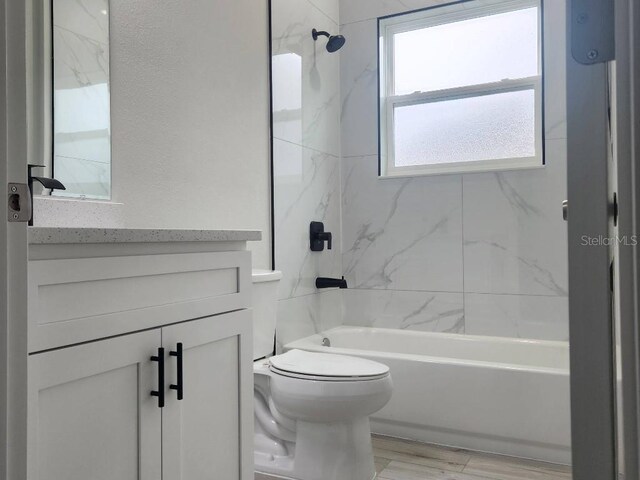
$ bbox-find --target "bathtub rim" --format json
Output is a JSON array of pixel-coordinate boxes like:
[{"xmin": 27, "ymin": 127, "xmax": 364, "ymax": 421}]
[{"xmin": 284, "ymin": 326, "xmax": 570, "ymax": 376}]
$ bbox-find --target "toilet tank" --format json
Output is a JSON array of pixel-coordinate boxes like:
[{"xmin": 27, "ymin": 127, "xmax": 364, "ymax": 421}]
[{"xmin": 252, "ymin": 269, "xmax": 282, "ymax": 360}]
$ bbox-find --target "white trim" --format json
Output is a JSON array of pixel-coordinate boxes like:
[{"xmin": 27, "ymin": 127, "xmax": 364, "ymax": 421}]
[
  {"xmin": 379, "ymin": 0, "xmax": 543, "ymax": 177},
  {"xmin": 0, "ymin": 0, "xmax": 7, "ymax": 474},
  {"xmin": 380, "ymin": 0, "xmax": 539, "ymax": 32},
  {"xmin": 4, "ymin": 0, "xmax": 30, "ymax": 477},
  {"xmin": 382, "ymin": 157, "xmax": 544, "ymax": 179}
]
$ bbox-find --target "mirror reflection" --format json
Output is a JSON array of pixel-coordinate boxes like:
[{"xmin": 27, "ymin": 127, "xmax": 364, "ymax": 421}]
[{"xmin": 53, "ymin": 0, "xmax": 111, "ymax": 199}]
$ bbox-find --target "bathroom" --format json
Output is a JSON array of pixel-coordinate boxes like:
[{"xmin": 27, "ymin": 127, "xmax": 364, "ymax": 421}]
[{"xmin": 0, "ymin": 1, "xmax": 638, "ymax": 480}]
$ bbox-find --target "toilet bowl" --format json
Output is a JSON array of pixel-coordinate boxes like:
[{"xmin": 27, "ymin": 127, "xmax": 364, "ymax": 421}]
[
  {"xmin": 251, "ymin": 270, "xmax": 393, "ymax": 480},
  {"xmin": 254, "ymin": 350, "xmax": 393, "ymax": 480}
]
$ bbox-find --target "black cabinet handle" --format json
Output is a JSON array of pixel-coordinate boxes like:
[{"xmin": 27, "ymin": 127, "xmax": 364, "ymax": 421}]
[
  {"xmin": 150, "ymin": 347, "xmax": 165, "ymax": 408},
  {"xmin": 170, "ymin": 343, "xmax": 184, "ymax": 400}
]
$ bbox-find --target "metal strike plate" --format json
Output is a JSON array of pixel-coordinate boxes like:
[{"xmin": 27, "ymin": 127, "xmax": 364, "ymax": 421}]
[
  {"xmin": 7, "ymin": 183, "xmax": 31, "ymax": 222},
  {"xmin": 571, "ymin": 0, "xmax": 615, "ymax": 65}
]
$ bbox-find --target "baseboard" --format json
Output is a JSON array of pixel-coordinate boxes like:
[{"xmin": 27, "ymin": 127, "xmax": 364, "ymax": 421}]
[{"xmin": 370, "ymin": 419, "xmax": 572, "ymax": 466}]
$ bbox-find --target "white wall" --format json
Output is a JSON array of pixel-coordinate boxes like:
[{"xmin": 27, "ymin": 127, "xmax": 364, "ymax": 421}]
[{"xmin": 34, "ymin": 0, "xmax": 272, "ymax": 269}]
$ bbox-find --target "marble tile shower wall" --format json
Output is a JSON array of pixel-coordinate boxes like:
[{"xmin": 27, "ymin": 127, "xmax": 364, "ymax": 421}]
[
  {"xmin": 272, "ymin": 0, "xmax": 343, "ymax": 349},
  {"xmin": 339, "ymin": 0, "xmax": 570, "ymax": 341}
]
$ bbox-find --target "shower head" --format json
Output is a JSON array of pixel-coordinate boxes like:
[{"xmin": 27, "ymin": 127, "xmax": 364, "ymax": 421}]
[{"xmin": 312, "ymin": 28, "xmax": 346, "ymax": 53}]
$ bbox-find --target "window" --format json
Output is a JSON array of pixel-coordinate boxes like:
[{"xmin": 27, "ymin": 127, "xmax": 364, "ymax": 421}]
[{"xmin": 379, "ymin": 0, "xmax": 542, "ymax": 177}]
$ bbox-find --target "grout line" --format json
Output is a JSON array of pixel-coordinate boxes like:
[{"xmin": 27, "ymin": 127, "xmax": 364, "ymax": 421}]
[
  {"xmin": 273, "ymin": 136, "xmax": 340, "ymax": 159},
  {"xmin": 279, "ymin": 288, "xmax": 342, "ymax": 302},
  {"xmin": 345, "ymin": 287, "xmax": 567, "ymax": 298},
  {"xmin": 461, "ymin": 175, "xmax": 466, "ymax": 334},
  {"xmin": 303, "ymin": 0, "xmax": 339, "ymax": 28},
  {"xmin": 340, "ymin": 17, "xmax": 379, "ymax": 27},
  {"xmin": 342, "ymin": 153, "xmax": 379, "ymax": 159}
]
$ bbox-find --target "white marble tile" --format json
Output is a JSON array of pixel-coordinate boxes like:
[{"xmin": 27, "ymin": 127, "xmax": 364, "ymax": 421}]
[
  {"xmin": 342, "ymin": 155, "xmax": 463, "ymax": 292},
  {"xmin": 276, "ymin": 289, "xmax": 342, "ymax": 350},
  {"xmin": 276, "ymin": 295, "xmax": 321, "ymax": 351},
  {"xmin": 319, "ymin": 289, "xmax": 345, "ymax": 331},
  {"xmin": 343, "ymin": 289, "xmax": 464, "ymax": 333},
  {"xmin": 308, "ymin": 0, "xmax": 340, "ymax": 25},
  {"xmin": 340, "ymin": 19, "xmax": 378, "ymax": 158},
  {"xmin": 465, "ymin": 293, "xmax": 568, "ymax": 341},
  {"xmin": 53, "ymin": 0, "xmax": 109, "ymax": 44},
  {"xmin": 54, "ymin": 155, "xmax": 110, "ymax": 199},
  {"xmin": 274, "ymin": 139, "xmax": 342, "ymax": 299},
  {"xmin": 271, "ymin": 0, "xmax": 341, "ymax": 156},
  {"xmin": 54, "ymin": 26, "xmax": 110, "ymax": 162},
  {"xmin": 462, "ymin": 139, "xmax": 568, "ymax": 297},
  {"xmin": 340, "ymin": 0, "xmax": 449, "ymax": 25}
]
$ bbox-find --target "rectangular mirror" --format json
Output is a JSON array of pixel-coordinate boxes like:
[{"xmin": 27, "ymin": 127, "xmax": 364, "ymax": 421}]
[{"xmin": 52, "ymin": 0, "xmax": 111, "ymax": 199}]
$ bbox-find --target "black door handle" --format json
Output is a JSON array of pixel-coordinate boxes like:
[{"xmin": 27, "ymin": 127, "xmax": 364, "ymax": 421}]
[
  {"xmin": 170, "ymin": 343, "xmax": 184, "ymax": 400},
  {"xmin": 150, "ymin": 347, "xmax": 165, "ymax": 408}
]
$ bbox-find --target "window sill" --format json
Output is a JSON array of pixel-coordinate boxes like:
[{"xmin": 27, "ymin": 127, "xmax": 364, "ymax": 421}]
[{"xmin": 380, "ymin": 159, "xmax": 545, "ymax": 179}]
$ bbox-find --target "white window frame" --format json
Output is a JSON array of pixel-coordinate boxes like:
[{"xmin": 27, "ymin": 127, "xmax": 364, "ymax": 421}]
[{"xmin": 379, "ymin": 0, "xmax": 543, "ymax": 178}]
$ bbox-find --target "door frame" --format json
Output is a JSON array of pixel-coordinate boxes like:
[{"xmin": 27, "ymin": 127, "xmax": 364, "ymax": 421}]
[
  {"xmin": 0, "ymin": 0, "xmax": 8, "ymax": 474},
  {"xmin": 613, "ymin": 0, "xmax": 640, "ymax": 477},
  {"xmin": 2, "ymin": 0, "xmax": 30, "ymax": 478},
  {"xmin": 566, "ymin": 52, "xmax": 616, "ymax": 480},
  {"xmin": 566, "ymin": 0, "xmax": 617, "ymax": 479},
  {"xmin": 568, "ymin": 1, "xmax": 640, "ymax": 479}
]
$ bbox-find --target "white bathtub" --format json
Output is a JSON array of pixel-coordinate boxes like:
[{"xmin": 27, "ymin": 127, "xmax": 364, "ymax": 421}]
[{"xmin": 285, "ymin": 326, "xmax": 571, "ymax": 465}]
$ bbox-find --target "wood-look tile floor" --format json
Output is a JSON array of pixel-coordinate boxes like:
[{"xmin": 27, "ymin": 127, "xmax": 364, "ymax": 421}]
[
  {"xmin": 255, "ymin": 435, "xmax": 572, "ymax": 480},
  {"xmin": 372, "ymin": 435, "xmax": 572, "ymax": 480}
]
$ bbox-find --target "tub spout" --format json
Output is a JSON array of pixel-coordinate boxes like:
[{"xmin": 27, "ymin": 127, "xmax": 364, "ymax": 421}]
[{"xmin": 316, "ymin": 276, "xmax": 348, "ymax": 289}]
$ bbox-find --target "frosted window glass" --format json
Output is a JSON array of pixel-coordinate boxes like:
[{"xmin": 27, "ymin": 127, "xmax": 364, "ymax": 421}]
[
  {"xmin": 393, "ymin": 8, "xmax": 538, "ymax": 95},
  {"xmin": 393, "ymin": 89, "xmax": 536, "ymax": 167}
]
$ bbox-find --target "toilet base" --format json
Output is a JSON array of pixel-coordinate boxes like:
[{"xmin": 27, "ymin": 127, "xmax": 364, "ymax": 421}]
[{"xmin": 254, "ymin": 417, "xmax": 377, "ymax": 480}]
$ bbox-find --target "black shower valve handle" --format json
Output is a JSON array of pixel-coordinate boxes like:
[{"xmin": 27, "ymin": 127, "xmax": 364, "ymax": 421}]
[
  {"xmin": 310, "ymin": 221, "xmax": 333, "ymax": 251},
  {"xmin": 317, "ymin": 231, "xmax": 332, "ymax": 250}
]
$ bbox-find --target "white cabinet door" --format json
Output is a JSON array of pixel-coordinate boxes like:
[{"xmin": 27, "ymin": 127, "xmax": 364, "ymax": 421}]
[
  {"xmin": 28, "ymin": 329, "xmax": 163, "ymax": 480},
  {"xmin": 162, "ymin": 310, "xmax": 253, "ymax": 480}
]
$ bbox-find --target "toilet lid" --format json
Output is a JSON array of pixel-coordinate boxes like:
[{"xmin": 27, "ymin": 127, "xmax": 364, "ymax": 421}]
[{"xmin": 269, "ymin": 349, "xmax": 389, "ymax": 380}]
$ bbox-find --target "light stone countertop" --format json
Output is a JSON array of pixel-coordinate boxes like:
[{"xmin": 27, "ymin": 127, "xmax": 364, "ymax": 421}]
[{"xmin": 28, "ymin": 227, "xmax": 262, "ymax": 244}]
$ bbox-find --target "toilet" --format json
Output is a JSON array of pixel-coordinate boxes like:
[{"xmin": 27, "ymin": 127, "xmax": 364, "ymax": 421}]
[{"xmin": 252, "ymin": 270, "xmax": 393, "ymax": 480}]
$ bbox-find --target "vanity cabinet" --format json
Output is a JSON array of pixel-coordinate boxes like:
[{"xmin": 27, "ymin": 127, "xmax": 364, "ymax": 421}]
[
  {"xmin": 26, "ymin": 229, "xmax": 260, "ymax": 480},
  {"xmin": 28, "ymin": 328, "xmax": 163, "ymax": 480},
  {"xmin": 162, "ymin": 311, "xmax": 253, "ymax": 480},
  {"xmin": 28, "ymin": 310, "xmax": 252, "ymax": 480}
]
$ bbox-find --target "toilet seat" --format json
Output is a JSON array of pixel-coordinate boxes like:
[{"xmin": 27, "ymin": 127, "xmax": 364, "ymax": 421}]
[{"xmin": 269, "ymin": 349, "xmax": 390, "ymax": 382}]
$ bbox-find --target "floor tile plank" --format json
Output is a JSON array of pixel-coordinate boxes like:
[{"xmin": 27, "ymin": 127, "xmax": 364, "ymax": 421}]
[
  {"xmin": 376, "ymin": 457, "xmax": 393, "ymax": 472},
  {"xmin": 254, "ymin": 435, "xmax": 572, "ymax": 480},
  {"xmin": 377, "ymin": 460, "xmax": 495, "ymax": 480},
  {"xmin": 373, "ymin": 435, "xmax": 471, "ymax": 472},
  {"xmin": 463, "ymin": 454, "xmax": 572, "ymax": 480}
]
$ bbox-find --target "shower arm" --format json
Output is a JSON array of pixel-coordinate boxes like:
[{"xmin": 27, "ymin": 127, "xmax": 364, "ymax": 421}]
[{"xmin": 312, "ymin": 29, "xmax": 330, "ymax": 40}]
